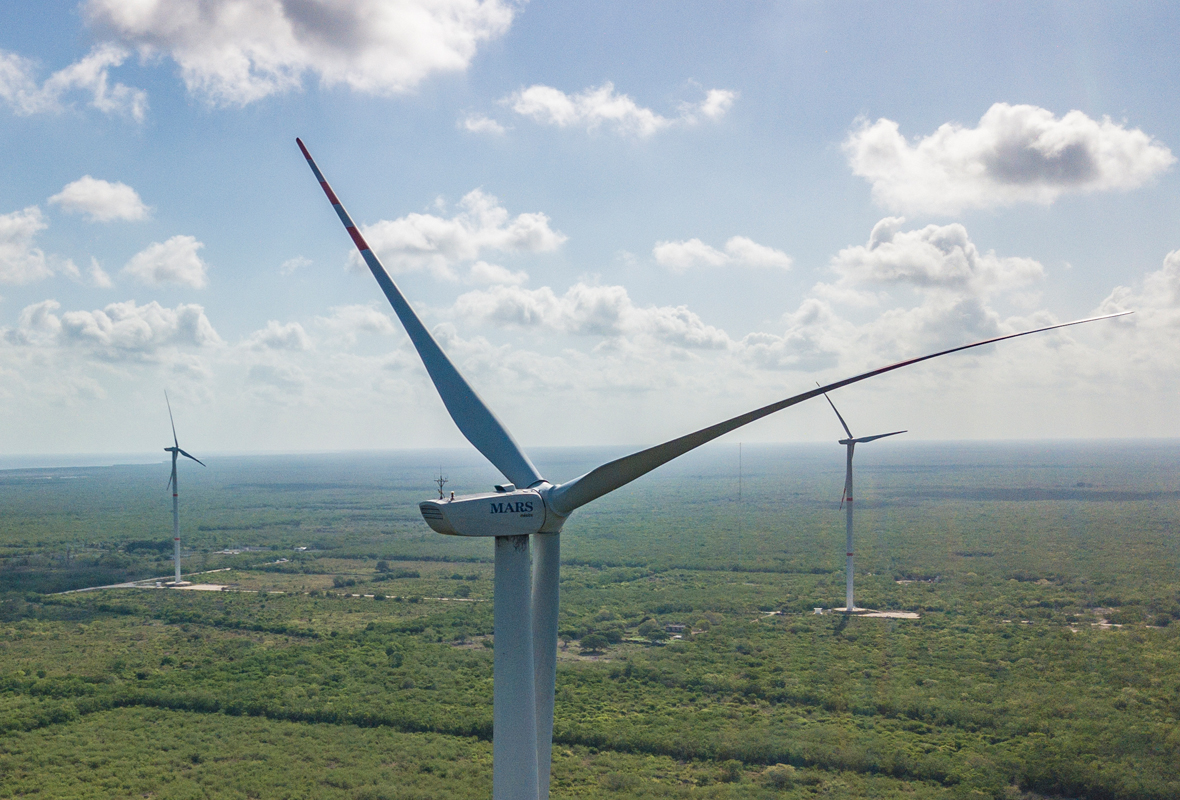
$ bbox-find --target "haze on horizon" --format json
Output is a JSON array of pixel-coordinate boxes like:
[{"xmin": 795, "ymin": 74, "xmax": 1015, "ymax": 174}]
[{"xmin": 1, "ymin": 1, "xmax": 1178, "ymax": 460}]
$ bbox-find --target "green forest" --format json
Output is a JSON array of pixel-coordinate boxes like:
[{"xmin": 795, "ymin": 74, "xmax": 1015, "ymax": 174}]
[{"xmin": 1, "ymin": 443, "xmax": 1178, "ymax": 799}]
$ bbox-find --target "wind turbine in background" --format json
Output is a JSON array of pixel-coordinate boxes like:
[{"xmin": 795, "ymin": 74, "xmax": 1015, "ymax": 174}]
[
  {"xmin": 821, "ymin": 389, "xmax": 904, "ymax": 614},
  {"xmin": 296, "ymin": 138, "xmax": 1128, "ymax": 800},
  {"xmin": 164, "ymin": 392, "xmax": 205, "ymax": 586}
]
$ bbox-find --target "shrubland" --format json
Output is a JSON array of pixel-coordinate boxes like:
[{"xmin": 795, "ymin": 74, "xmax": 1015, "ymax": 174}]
[{"xmin": 1, "ymin": 442, "xmax": 1178, "ymax": 799}]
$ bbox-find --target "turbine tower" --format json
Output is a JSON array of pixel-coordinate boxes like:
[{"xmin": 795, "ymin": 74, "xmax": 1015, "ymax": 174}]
[
  {"xmin": 821, "ymin": 390, "xmax": 904, "ymax": 613},
  {"xmin": 296, "ymin": 138, "xmax": 1127, "ymax": 800},
  {"xmin": 164, "ymin": 392, "xmax": 205, "ymax": 585}
]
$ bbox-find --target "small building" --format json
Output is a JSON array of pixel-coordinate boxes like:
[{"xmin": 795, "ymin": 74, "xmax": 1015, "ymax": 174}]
[{"xmin": 664, "ymin": 623, "xmax": 687, "ymax": 634}]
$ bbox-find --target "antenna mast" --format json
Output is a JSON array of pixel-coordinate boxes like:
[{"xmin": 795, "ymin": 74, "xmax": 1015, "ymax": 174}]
[{"xmin": 435, "ymin": 469, "xmax": 448, "ymax": 500}]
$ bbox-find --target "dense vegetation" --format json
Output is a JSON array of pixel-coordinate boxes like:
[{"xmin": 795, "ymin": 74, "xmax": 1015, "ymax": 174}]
[{"xmin": 1, "ymin": 443, "xmax": 1178, "ymax": 798}]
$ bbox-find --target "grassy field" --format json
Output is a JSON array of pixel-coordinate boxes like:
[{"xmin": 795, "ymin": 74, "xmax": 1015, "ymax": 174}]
[{"xmin": 1, "ymin": 442, "xmax": 1178, "ymax": 798}]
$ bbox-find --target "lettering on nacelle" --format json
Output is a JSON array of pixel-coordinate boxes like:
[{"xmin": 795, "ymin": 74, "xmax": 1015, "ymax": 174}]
[{"xmin": 490, "ymin": 500, "xmax": 535, "ymax": 515}]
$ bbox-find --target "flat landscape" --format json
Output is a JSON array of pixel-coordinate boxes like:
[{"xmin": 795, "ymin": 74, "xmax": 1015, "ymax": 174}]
[{"xmin": 1, "ymin": 441, "xmax": 1178, "ymax": 799}]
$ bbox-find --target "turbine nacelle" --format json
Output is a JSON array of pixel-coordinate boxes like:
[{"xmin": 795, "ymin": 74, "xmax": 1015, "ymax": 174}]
[{"xmin": 419, "ymin": 483, "xmax": 568, "ymax": 537}]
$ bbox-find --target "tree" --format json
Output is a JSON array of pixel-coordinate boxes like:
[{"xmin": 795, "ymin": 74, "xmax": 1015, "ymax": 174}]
[{"xmin": 580, "ymin": 633, "xmax": 608, "ymax": 653}]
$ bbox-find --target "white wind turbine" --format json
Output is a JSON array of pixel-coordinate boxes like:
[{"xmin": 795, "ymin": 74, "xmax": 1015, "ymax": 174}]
[
  {"xmin": 296, "ymin": 138, "xmax": 1127, "ymax": 800},
  {"xmin": 821, "ymin": 390, "xmax": 904, "ymax": 613},
  {"xmin": 164, "ymin": 392, "xmax": 205, "ymax": 585}
]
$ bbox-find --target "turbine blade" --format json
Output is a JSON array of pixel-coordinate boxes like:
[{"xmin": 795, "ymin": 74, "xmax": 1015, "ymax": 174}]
[
  {"xmin": 548, "ymin": 311, "xmax": 1130, "ymax": 515},
  {"xmin": 854, "ymin": 430, "xmax": 906, "ymax": 444},
  {"xmin": 167, "ymin": 453, "xmax": 177, "ymax": 490},
  {"xmin": 297, "ymin": 139, "xmax": 542, "ymax": 490},
  {"xmin": 165, "ymin": 390, "xmax": 178, "ymax": 448},
  {"xmin": 178, "ymin": 449, "xmax": 206, "ymax": 467},
  {"xmin": 819, "ymin": 385, "xmax": 854, "ymax": 439}
]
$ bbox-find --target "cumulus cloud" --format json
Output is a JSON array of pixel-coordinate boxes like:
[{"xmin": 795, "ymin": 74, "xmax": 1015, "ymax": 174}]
[
  {"xmin": 85, "ymin": 0, "xmax": 515, "ymax": 106},
  {"xmin": 243, "ymin": 320, "xmax": 312, "ymax": 351},
  {"xmin": 653, "ymin": 235, "xmax": 792, "ymax": 272},
  {"xmin": 734, "ymin": 217, "xmax": 1060, "ymax": 375},
  {"xmin": 0, "ymin": 207, "xmax": 52, "ymax": 285},
  {"xmin": 507, "ymin": 82, "xmax": 736, "ymax": 137},
  {"xmin": 1139, "ymin": 249, "xmax": 1180, "ymax": 309},
  {"xmin": 359, "ymin": 189, "xmax": 565, "ymax": 280},
  {"xmin": 122, "ymin": 235, "xmax": 209, "ymax": 288},
  {"xmin": 468, "ymin": 260, "xmax": 527, "ymax": 285},
  {"xmin": 690, "ymin": 88, "xmax": 736, "ymax": 121},
  {"xmin": 845, "ymin": 103, "xmax": 1176, "ymax": 214},
  {"xmin": 4, "ymin": 299, "xmax": 221, "ymax": 358},
  {"xmin": 49, "ymin": 176, "xmax": 150, "ymax": 222},
  {"xmin": 247, "ymin": 362, "xmax": 307, "ymax": 393},
  {"xmin": 0, "ymin": 44, "xmax": 146, "ymax": 121},
  {"xmin": 314, "ymin": 304, "xmax": 398, "ymax": 345},
  {"xmin": 740, "ymin": 298, "xmax": 854, "ymax": 372},
  {"xmin": 89, "ymin": 258, "xmax": 113, "ymax": 288},
  {"xmin": 280, "ymin": 256, "xmax": 311, "ymax": 275},
  {"xmin": 4, "ymin": 300, "xmax": 63, "ymax": 346},
  {"xmin": 1099, "ymin": 249, "xmax": 1180, "ymax": 325},
  {"xmin": 460, "ymin": 112, "xmax": 506, "ymax": 134},
  {"xmin": 454, "ymin": 282, "xmax": 732, "ymax": 349},
  {"xmin": 828, "ymin": 217, "xmax": 1043, "ymax": 298}
]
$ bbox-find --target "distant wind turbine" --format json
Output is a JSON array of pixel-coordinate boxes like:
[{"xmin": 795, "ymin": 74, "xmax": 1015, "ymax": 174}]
[
  {"xmin": 296, "ymin": 137, "xmax": 1128, "ymax": 800},
  {"xmin": 164, "ymin": 392, "xmax": 205, "ymax": 585},
  {"xmin": 821, "ymin": 389, "xmax": 904, "ymax": 613}
]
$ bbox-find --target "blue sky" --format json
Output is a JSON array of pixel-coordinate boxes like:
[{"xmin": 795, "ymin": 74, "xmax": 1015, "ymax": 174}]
[{"xmin": 1, "ymin": 1, "xmax": 1178, "ymax": 458}]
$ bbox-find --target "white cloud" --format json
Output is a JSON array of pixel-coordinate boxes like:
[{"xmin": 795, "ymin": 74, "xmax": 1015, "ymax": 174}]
[
  {"xmin": 4, "ymin": 299, "xmax": 221, "ymax": 358},
  {"xmin": 461, "ymin": 112, "xmax": 506, "ymax": 134},
  {"xmin": 122, "ymin": 235, "xmax": 209, "ymax": 288},
  {"xmin": 280, "ymin": 256, "xmax": 311, "ymax": 275},
  {"xmin": 454, "ymin": 282, "xmax": 732, "ymax": 349},
  {"xmin": 739, "ymin": 298, "xmax": 855, "ymax": 372},
  {"xmin": 0, "ymin": 44, "xmax": 146, "ymax": 121},
  {"xmin": 828, "ymin": 217, "xmax": 1043, "ymax": 298},
  {"xmin": 1099, "ymin": 249, "xmax": 1180, "ymax": 324},
  {"xmin": 691, "ymin": 88, "xmax": 736, "ymax": 121},
  {"xmin": 359, "ymin": 189, "xmax": 565, "ymax": 280},
  {"xmin": 86, "ymin": 0, "xmax": 515, "ymax": 106},
  {"xmin": 653, "ymin": 238, "xmax": 727, "ymax": 269},
  {"xmin": 244, "ymin": 320, "xmax": 312, "ymax": 351},
  {"xmin": 1139, "ymin": 249, "xmax": 1180, "ymax": 309},
  {"xmin": 314, "ymin": 304, "xmax": 398, "ymax": 345},
  {"xmin": 845, "ymin": 103, "xmax": 1176, "ymax": 214},
  {"xmin": 468, "ymin": 260, "xmax": 527, "ymax": 285},
  {"xmin": 49, "ymin": 176, "xmax": 150, "ymax": 222},
  {"xmin": 1, "ymin": 218, "xmax": 1168, "ymax": 452},
  {"xmin": 735, "ymin": 218, "xmax": 1058, "ymax": 375},
  {"xmin": 653, "ymin": 235, "xmax": 792, "ymax": 272},
  {"xmin": 248, "ymin": 362, "xmax": 307, "ymax": 393},
  {"xmin": 0, "ymin": 207, "xmax": 52, "ymax": 285},
  {"xmin": 89, "ymin": 258, "xmax": 113, "ymax": 288},
  {"xmin": 507, "ymin": 82, "xmax": 736, "ymax": 137},
  {"xmin": 4, "ymin": 300, "xmax": 63, "ymax": 345}
]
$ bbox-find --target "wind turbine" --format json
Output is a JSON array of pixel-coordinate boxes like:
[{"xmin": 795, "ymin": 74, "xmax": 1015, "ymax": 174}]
[
  {"xmin": 821, "ymin": 389, "xmax": 904, "ymax": 613},
  {"xmin": 164, "ymin": 392, "xmax": 205, "ymax": 585},
  {"xmin": 296, "ymin": 138, "xmax": 1127, "ymax": 800}
]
